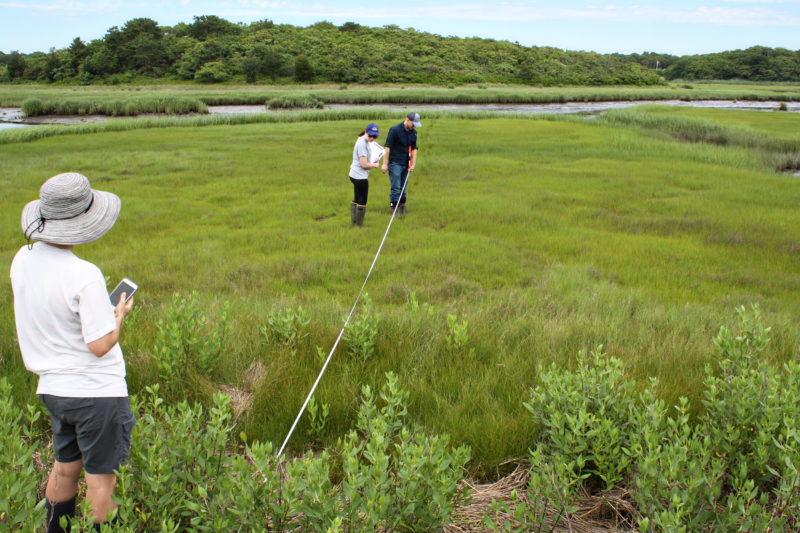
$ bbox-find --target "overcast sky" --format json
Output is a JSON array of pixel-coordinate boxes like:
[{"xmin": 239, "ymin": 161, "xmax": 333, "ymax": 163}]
[{"xmin": 2, "ymin": 0, "xmax": 800, "ymax": 56}]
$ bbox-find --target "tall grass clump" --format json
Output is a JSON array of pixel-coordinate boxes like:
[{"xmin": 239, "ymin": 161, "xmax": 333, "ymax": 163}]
[
  {"xmin": 267, "ymin": 94, "xmax": 324, "ymax": 109},
  {"xmin": 19, "ymin": 95, "xmax": 207, "ymax": 117},
  {"xmin": 598, "ymin": 105, "xmax": 800, "ymax": 172},
  {"xmin": 20, "ymin": 98, "xmax": 43, "ymax": 116}
]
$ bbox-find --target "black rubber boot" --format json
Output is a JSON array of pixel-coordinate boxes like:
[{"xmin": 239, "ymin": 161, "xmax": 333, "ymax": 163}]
[
  {"xmin": 398, "ymin": 202, "xmax": 406, "ymax": 215},
  {"xmin": 350, "ymin": 202, "xmax": 357, "ymax": 225},
  {"xmin": 355, "ymin": 204, "xmax": 366, "ymax": 226},
  {"xmin": 45, "ymin": 496, "xmax": 76, "ymax": 533}
]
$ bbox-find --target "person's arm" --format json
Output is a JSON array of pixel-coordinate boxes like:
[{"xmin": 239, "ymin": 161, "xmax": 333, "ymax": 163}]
[
  {"xmin": 87, "ymin": 293, "xmax": 133, "ymax": 357},
  {"xmin": 360, "ymin": 156, "xmax": 379, "ymax": 169},
  {"xmin": 381, "ymin": 147, "xmax": 391, "ymax": 173},
  {"xmin": 382, "ymin": 127, "xmax": 396, "ymax": 173},
  {"xmin": 408, "ymin": 148, "xmax": 418, "ymax": 172}
]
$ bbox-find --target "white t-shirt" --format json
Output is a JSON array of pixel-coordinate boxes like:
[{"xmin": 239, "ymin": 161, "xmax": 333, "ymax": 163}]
[
  {"xmin": 10, "ymin": 243, "xmax": 128, "ymax": 397},
  {"xmin": 349, "ymin": 136, "xmax": 372, "ymax": 180}
]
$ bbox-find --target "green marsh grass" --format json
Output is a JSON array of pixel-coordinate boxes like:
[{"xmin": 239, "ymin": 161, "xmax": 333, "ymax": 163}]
[
  {"xmin": 597, "ymin": 105, "xmax": 800, "ymax": 173},
  {"xmin": 20, "ymin": 95, "xmax": 207, "ymax": 117},
  {"xmin": 0, "ymin": 109, "xmax": 556, "ymax": 146},
  {"xmin": 600, "ymin": 104, "xmax": 800, "ymax": 172},
  {"xmin": 267, "ymin": 94, "xmax": 324, "ymax": 109},
  {"xmin": 1, "ymin": 110, "xmax": 799, "ymax": 476},
  {"xmin": 2, "ymin": 81, "xmax": 800, "ymax": 109}
]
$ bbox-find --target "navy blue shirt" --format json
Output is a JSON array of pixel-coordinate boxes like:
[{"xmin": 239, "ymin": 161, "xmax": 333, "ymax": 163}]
[{"xmin": 384, "ymin": 121, "xmax": 418, "ymax": 165}]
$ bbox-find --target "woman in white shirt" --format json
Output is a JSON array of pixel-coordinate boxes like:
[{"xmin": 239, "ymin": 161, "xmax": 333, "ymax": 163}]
[
  {"xmin": 348, "ymin": 122, "xmax": 382, "ymax": 226},
  {"xmin": 11, "ymin": 172, "xmax": 135, "ymax": 532}
]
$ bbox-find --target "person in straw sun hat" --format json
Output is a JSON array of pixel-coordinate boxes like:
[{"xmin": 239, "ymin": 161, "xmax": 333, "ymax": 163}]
[{"xmin": 10, "ymin": 172, "xmax": 136, "ymax": 532}]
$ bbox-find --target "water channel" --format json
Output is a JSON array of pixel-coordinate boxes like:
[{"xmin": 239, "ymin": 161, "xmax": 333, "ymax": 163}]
[{"xmin": 2, "ymin": 99, "xmax": 799, "ymax": 132}]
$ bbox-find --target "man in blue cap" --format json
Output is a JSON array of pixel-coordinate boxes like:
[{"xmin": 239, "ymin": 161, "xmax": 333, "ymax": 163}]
[{"xmin": 381, "ymin": 111, "xmax": 420, "ymax": 215}]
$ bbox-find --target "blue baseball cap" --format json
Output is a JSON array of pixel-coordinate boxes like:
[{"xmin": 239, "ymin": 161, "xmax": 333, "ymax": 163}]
[
  {"xmin": 407, "ymin": 112, "xmax": 421, "ymax": 127},
  {"xmin": 366, "ymin": 123, "xmax": 379, "ymax": 137}
]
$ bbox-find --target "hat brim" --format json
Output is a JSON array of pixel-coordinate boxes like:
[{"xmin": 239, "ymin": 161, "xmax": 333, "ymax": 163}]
[{"xmin": 21, "ymin": 189, "xmax": 121, "ymax": 245}]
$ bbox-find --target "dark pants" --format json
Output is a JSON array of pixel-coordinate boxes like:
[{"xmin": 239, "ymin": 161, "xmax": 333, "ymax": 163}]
[
  {"xmin": 350, "ymin": 177, "xmax": 369, "ymax": 205},
  {"xmin": 388, "ymin": 162, "xmax": 408, "ymax": 206}
]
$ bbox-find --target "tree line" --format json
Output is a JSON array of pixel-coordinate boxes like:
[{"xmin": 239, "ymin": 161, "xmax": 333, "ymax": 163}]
[
  {"xmin": 0, "ymin": 16, "xmax": 798, "ymax": 85},
  {"xmin": 609, "ymin": 48, "xmax": 800, "ymax": 82},
  {"xmin": 0, "ymin": 16, "xmax": 659, "ymax": 86}
]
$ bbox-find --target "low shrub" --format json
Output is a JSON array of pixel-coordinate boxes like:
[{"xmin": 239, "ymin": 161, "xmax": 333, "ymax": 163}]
[
  {"xmin": 261, "ymin": 304, "xmax": 310, "ymax": 352},
  {"xmin": 342, "ymin": 294, "xmax": 381, "ymax": 361},
  {"xmin": 4, "ymin": 374, "xmax": 469, "ymax": 531},
  {"xmin": 0, "ymin": 378, "xmax": 48, "ymax": 530},
  {"xmin": 7, "ymin": 306, "xmax": 800, "ymax": 531},
  {"xmin": 491, "ymin": 305, "xmax": 800, "ymax": 532},
  {"xmin": 444, "ymin": 314, "xmax": 475, "ymax": 358},
  {"xmin": 523, "ymin": 346, "xmax": 649, "ymax": 491},
  {"xmin": 154, "ymin": 292, "xmax": 230, "ymax": 393},
  {"xmin": 337, "ymin": 372, "xmax": 471, "ymax": 531}
]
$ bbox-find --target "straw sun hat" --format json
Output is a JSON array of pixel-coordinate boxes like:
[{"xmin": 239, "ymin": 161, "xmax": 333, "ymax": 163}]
[{"xmin": 21, "ymin": 172, "xmax": 121, "ymax": 245}]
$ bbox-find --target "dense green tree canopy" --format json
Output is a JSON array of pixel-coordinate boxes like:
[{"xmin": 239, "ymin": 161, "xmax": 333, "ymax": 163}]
[
  {"xmin": 3, "ymin": 16, "xmax": 798, "ymax": 85},
  {"xmin": 665, "ymin": 46, "xmax": 800, "ymax": 81}
]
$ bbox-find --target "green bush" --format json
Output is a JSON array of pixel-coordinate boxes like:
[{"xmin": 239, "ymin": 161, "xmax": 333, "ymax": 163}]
[
  {"xmin": 523, "ymin": 346, "xmax": 648, "ymax": 490},
  {"xmin": 3, "ymin": 374, "xmax": 469, "ymax": 531},
  {"xmin": 698, "ymin": 305, "xmax": 800, "ymax": 529},
  {"xmin": 489, "ymin": 347, "xmax": 658, "ymax": 531},
  {"xmin": 444, "ymin": 314, "xmax": 475, "ymax": 358},
  {"xmin": 114, "ymin": 373, "xmax": 468, "ymax": 532},
  {"xmin": 701, "ymin": 305, "xmax": 779, "ymax": 490},
  {"xmin": 491, "ymin": 306, "xmax": 800, "ymax": 532},
  {"xmin": 337, "ymin": 372, "xmax": 471, "ymax": 531},
  {"xmin": 342, "ymin": 294, "xmax": 381, "ymax": 361},
  {"xmin": 261, "ymin": 304, "xmax": 310, "ymax": 352},
  {"xmin": 630, "ymin": 305, "xmax": 800, "ymax": 531},
  {"xmin": 155, "ymin": 292, "xmax": 230, "ymax": 390},
  {"xmin": 0, "ymin": 378, "xmax": 47, "ymax": 531},
  {"xmin": 632, "ymin": 397, "xmax": 723, "ymax": 531}
]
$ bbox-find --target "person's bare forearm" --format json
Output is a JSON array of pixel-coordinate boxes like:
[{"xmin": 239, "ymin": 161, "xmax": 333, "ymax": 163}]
[
  {"xmin": 87, "ymin": 295, "xmax": 132, "ymax": 357},
  {"xmin": 381, "ymin": 147, "xmax": 391, "ymax": 172}
]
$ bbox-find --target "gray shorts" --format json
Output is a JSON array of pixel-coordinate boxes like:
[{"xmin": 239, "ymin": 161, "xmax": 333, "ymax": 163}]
[{"xmin": 39, "ymin": 395, "xmax": 136, "ymax": 475}]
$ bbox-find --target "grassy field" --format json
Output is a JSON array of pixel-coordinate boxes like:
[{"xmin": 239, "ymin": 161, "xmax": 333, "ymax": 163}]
[
  {"xmin": 2, "ymin": 81, "xmax": 800, "ymax": 113},
  {"xmin": 1, "ymin": 105, "xmax": 799, "ymax": 476}
]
